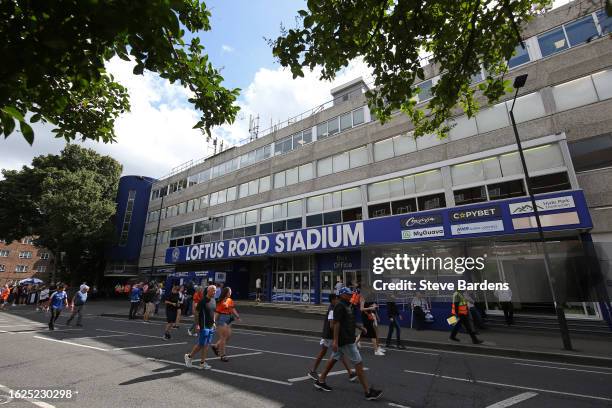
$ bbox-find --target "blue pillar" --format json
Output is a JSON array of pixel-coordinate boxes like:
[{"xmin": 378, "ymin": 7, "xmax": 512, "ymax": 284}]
[
  {"xmin": 265, "ymin": 257, "xmax": 273, "ymax": 303},
  {"xmin": 314, "ymin": 254, "xmax": 321, "ymax": 304}
]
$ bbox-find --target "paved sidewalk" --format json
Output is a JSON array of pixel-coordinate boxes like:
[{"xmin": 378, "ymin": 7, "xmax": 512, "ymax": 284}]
[{"xmin": 71, "ymin": 299, "xmax": 612, "ymax": 366}]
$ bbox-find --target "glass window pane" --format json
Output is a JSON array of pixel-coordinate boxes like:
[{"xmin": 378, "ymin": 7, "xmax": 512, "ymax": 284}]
[
  {"xmin": 416, "ymin": 133, "xmax": 441, "ymax": 150},
  {"xmin": 259, "ymin": 176, "xmax": 271, "ymax": 192},
  {"xmin": 246, "ymin": 210, "xmax": 258, "ymax": 224},
  {"xmin": 597, "ymin": 9, "xmax": 612, "ymax": 35},
  {"xmin": 393, "ymin": 133, "xmax": 417, "ymax": 155},
  {"xmin": 302, "ymin": 129, "xmax": 313, "ymax": 144},
  {"xmin": 389, "ymin": 178, "xmax": 404, "ymax": 198},
  {"xmin": 552, "ymin": 76, "xmax": 598, "ymax": 111},
  {"xmin": 342, "ymin": 188, "xmax": 361, "ymax": 207},
  {"xmin": 217, "ymin": 189, "xmax": 226, "ymax": 204},
  {"xmin": 368, "ymin": 181, "xmax": 389, "ymax": 201},
  {"xmin": 209, "ymin": 192, "xmax": 218, "ymax": 206},
  {"xmin": 224, "ymin": 215, "xmax": 235, "ymax": 228},
  {"xmin": 352, "ymin": 107, "xmax": 365, "ymax": 125},
  {"xmin": 374, "ymin": 138, "xmax": 394, "ymax": 161},
  {"xmin": 415, "ymin": 169, "xmax": 443, "ymax": 192},
  {"xmin": 538, "ymin": 27, "xmax": 568, "ymax": 57},
  {"xmin": 307, "ymin": 195, "xmax": 323, "ymax": 213},
  {"xmin": 261, "ymin": 206, "xmax": 273, "ymax": 222},
  {"xmin": 483, "ymin": 157, "xmax": 502, "ymax": 179},
  {"xmin": 292, "ymin": 132, "xmax": 304, "ymax": 149},
  {"xmin": 449, "ymin": 115, "xmax": 478, "ymax": 140},
  {"xmin": 288, "ymin": 200, "xmax": 302, "ymax": 217},
  {"xmin": 340, "ymin": 112, "xmax": 352, "ymax": 131},
  {"xmin": 328, "ymin": 117, "xmax": 339, "ymax": 135},
  {"xmin": 454, "ymin": 186, "xmax": 487, "ymax": 206},
  {"xmin": 403, "ymin": 175, "xmax": 416, "ymax": 195},
  {"xmin": 323, "ymin": 211, "xmax": 342, "ymax": 225},
  {"xmin": 508, "ymin": 44, "xmax": 530, "ymax": 69},
  {"xmin": 286, "ymin": 167, "xmax": 299, "ymax": 185},
  {"xmin": 286, "ymin": 218, "xmax": 302, "ymax": 231},
  {"xmin": 368, "ymin": 203, "xmax": 391, "ymax": 218},
  {"xmin": 306, "ymin": 214, "xmax": 323, "ymax": 227},
  {"xmin": 323, "ymin": 193, "xmax": 334, "ymax": 211},
  {"xmin": 392, "ymin": 198, "xmax": 416, "ymax": 214},
  {"xmin": 564, "ymin": 15, "xmax": 598, "ymax": 47},
  {"xmin": 333, "ymin": 152, "xmax": 350, "ymax": 173},
  {"xmin": 249, "ymin": 179, "xmax": 259, "ymax": 195},
  {"xmin": 226, "ymin": 186, "xmax": 237, "ymax": 201},
  {"xmin": 299, "ymin": 163, "xmax": 313, "ymax": 181},
  {"xmin": 273, "ymin": 203, "xmax": 285, "ymax": 219},
  {"xmin": 274, "ymin": 171, "xmax": 286, "ymax": 188},
  {"xmin": 317, "ymin": 156, "xmax": 333, "ymax": 177},
  {"xmin": 488, "ymin": 179, "xmax": 526, "ymax": 200},
  {"xmin": 417, "ymin": 79, "xmax": 433, "ymax": 102},
  {"xmin": 239, "ymin": 182, "xmax": 249, "ymax": 198},
  {"xmin": 506, "ymin": 92, "xmax": 546, "ymax": 123},
  {"xmin": 568, "ymin": 132, "xmax": 612, "ymax": 172},
  {"xmin": 451, "ymin": 160, "xmax": 485, "ymax": 185},
  {"xmin": 418, "ymin": 192, "xmax": 446, "ymax": 210},
  {"xmin": 525, "ymin": 144, "xmax": 565, "ymax": 172},
  {"xmin": 235, "ymin": 212, "xmax": 246, "ymax": 226},
  {"xmin": 592, "ymin": 70, "xmax": 612, "ymax": 100},
  {"xmin": 200, "ymin": 195, "xmax": 208, "ymax": 208},
  {"xmin": 499, "ymin": 152, "xmax": 523, "ymax": 176},
  {"xmin": 475, "ymin": 102, "xmax": 509, "ymax": 133},
  {"xmin": 317, "ymin": 122, "xmax": 328, "ymax": 140},
  {"xmin": 349, "ymin": 147, "xmax": 368, "ymax": 168}
]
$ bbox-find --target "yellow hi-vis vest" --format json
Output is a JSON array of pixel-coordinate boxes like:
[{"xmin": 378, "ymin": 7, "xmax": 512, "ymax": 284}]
[{"xmin": 451, "ymin": 291, "xmax": 469, "ymax": 316}]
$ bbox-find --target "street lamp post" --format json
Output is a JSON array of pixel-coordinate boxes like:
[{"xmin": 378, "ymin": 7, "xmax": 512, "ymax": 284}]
[
  {"xmin": 508, "ymin": 73, "xmax": 573, "ymax": 351},
  {"xmin": 149, "ymin": 192, "xmax": 164, "ymax": 281}
]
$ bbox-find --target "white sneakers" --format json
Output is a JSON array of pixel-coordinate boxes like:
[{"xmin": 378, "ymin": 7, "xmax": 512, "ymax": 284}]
[
  {"xmin": 184, "ymin": 354, "xmax": 193, "ymax": 368},
  {"xmin": 199, "ymin": 363, "xmax": 212, "ymax": 370},
  {"xmin": 374, "ymin": 347, "xmax": 386, "ymax": 356}
]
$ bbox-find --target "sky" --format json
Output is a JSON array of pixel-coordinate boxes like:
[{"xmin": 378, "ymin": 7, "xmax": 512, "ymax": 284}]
[
  {"xmin": 0, "ymin": 0, "xmax": 371, "ymax": 180},
  {"xmin": 0, "ymin": 0, "xmax": 572, "ymax": 179}
]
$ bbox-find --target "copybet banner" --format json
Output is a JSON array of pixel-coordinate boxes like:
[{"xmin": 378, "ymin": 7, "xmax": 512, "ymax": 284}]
[{"xmin": 166, "ymin": 190, "xmax": 593, "ymax": 264}]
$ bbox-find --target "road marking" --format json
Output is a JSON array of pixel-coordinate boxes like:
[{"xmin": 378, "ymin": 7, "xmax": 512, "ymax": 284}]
[
  {"xmin": 33, "ymin": 336, "xmax": 109, "ymax": 351},
  {"xmin": 404, "ymin": 370, "xmax": 612, "ymax": 402},
  {"xmin": 303, "ymin": 339, "xmax": 438, "ymax": 356},
  {"xmin": 513, "ymin": 362, "xmax": 612, "ymax": 375},
  {"xmin": 388, "ymin": 403, "xmax": 412, "ymax": 408},
  {"xmin": 207, "ymin": 352, "xmax": 263, "ymax": 361},
  {"xmin": 226, "ymin": 344, "xmax": 317, "ymax": 360},
  {"xmin": 0, "ymin": 383, "xmax": 56, "ymax": 408},
  {"xmin": 288, "ymin": 368, "xmax": 369, "ymax": 382},
  {"xmin": 486, "ymin": 392, "xmax": 538, "ymax": 407},
  {"xmin": 73, "ymin": 334, "xmax": 128, "ymax": 340},
  {"xmin": 147, "ymin": 357, "xmax": 292, "ymax": 385},
  {"xmin": 231, "ymin": 329, "xmax": 267, "ymax": 336},
  {"xmin": 113, "ymin": 342, "xmax": 186, "ymax": 350},
  {"xmin": 96, "ymin": 328, "xmax": 167, "ymax": 339}
]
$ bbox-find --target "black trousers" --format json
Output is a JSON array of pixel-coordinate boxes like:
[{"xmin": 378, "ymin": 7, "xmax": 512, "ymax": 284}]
[
  {"xmin": 386, "ymin": 317, "xmax": 401, "ymax": 346},
  {"xmin": 501, "ymin": 302, "xmax": 514, "ymax": 325},
  {"xmin": 450, "ymin": 315, "xmax": 479, "ymax": 343},
  {"xmin": 49, "ymin": 308, "xmax": 61, "ymax": 328},
  {"xmin": 129, "ymin": 301, "xmax": 139, "ymax": 319}
]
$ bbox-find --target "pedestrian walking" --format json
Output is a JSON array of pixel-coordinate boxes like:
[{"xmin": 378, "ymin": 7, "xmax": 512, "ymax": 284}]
[
  {"xmin": 128, "ymin": 283, "xmax": 142, "ymax": 319},
  {"xmin": 48, "ymin": 284, "xmax": 68, "ymax": 330},
  {"xmin": 255, "ymin": 277, "xmax": 262, "ymax": 302},
  {"xmin": 385, "ymin": 299, "xmax": 405, "ymax": 349},
  {"xmin": 154, "ymin": 284, "xmax": 162, "ymax": 315},
  {"xmin": 174, "ymin": 285, "xmax": 185, "ymax": 328},
  {"xmin": 163, "ymin": 286, "xmax": 180, "ymax": 340},
  {"xmin": 334, "ymin": 278, "xmax": 344, "ymax": 295},
  {"xmin": 38, "ymin": 286, "xmax": 50, "ymax": 312},
  {"xmin": 184, "ymin": 285, "xmax": 216, "ymax": 370},
  {"xmin": 449, "ymin": 289, "xmax": 483, "ymax": 344},
  {"xmin": 211, "ymin": 287, "xmax": 240, "ymax": 362},
  {"xmin": 142, "ymin": 284, "xmax": 155, "ymax": 323},
  {"xmin": 66, "ymin": 284, "xmax": 89, "ymax": 327},
  {"xmin": 360, "ymin": 298, "xmax": 385, "ymax": 356},
  {"xmin": 188, "ymin": 286, "xmax": 204, "ymax": 336},
  {"xmin": 314, "ymin": 287, "xmax": 383, "ymax": 401},
  {"xmin": 0, "ymin": 284, "xmax": 9, "ymax": 310},
  {"xmin": 495, "ymin": 287, "xmax": 514, "ymax": 325},
  {"xmin": 308, "ymin": 293, "xmax": 357, "ymax": 382}
]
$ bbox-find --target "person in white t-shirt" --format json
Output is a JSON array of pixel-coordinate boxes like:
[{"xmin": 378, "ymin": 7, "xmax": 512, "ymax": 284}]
[
  {"xmin": 255, "ymin": 277, "xmax": 262, "ymax": 302},
  {"xmin": 495, "ymin": 287, "xmax": 513, "ymax": 325},
  {"xmin": 334, "ymin": 278, "xmax": 344, "ymax": 295},
  {"xmin": 37, "ymin": 287, "xmax": 50, "ymax": 312}
]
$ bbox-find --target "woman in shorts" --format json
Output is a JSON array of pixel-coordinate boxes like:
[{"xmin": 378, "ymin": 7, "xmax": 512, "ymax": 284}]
[
  {"xmin": 212, "ymin": 287, "xmax": 240, "ymax": 362},
  {"xmin": 361, "ymin": 298, "xmax": 386, "ymax": 356}
]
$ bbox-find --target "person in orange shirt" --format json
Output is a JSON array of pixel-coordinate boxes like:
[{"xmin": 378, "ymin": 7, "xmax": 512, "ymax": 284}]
[
  {"xmin": 212, "ymin": 287, "xmax": 240, "ymax": 362},
  {"xmin": 0, "ymin": 284, "xmax": 10, "ymax": 310},
  {"xmin": 187, "ymin": 286, "xmax": 204, "ymax": 337}
]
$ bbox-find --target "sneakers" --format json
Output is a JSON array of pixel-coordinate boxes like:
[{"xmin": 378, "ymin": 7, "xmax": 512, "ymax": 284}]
[
  {"xmin": 199, "ymin": 362, "xmax": 212, "ymax": 370},
  {"xmin": 187, "ymin": 328, "xmax": 193, "ymax": 336},
  {"xmin": 307, "ymin": 370, "xmax": 318, "ymax": 381},
  {"xmin": 163, "ymin": 332, "xmax": 171, "ymax": 340},
  {"xmin": 349, "ymin": 372, "xmax": 358, "ymax": 382},
  {"xmin": 365, "ymin": 388, "xmax": 383, "ymax": 400},
  {"xmin": 184, "ymin": 354, "xmax": 193, "ymax": 368},
  {"xmin": 374, "ymin": 349, "xmax": 385, "ymax": 356},
  {"xmin": 314, "ymin": 380, "xmax": 332, "ymax": 392},
  {"xmin": 378, "ymin": 347, "xmax": 386, "ymax": 353}
]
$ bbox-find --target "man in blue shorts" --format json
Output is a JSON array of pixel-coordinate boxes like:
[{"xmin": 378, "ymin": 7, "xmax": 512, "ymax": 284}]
[
  {"xmin": 184, "ymin": 285, "xmax": 216, "ymax": 370},
  {"xmin": 314, "ymin": 287, "xmax": 383, "ymax": 401},
  {"xmin": 48, "ymin": 284, "xmax": 68, "ymax": 331}
]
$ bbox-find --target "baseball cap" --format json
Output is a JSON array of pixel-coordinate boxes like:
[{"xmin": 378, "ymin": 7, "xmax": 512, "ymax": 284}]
[{"xmin": 338, "ymin": 287, "xmax": 353, "ymax": 296}]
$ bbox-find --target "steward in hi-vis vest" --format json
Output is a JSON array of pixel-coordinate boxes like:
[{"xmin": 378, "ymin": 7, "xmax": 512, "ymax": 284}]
[{"xmin": 449, "ymin": 290, "xmax": 483, "ymax": 345}]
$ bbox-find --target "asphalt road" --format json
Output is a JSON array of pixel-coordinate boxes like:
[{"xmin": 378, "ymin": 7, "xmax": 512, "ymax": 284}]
[{"xmin": 0, "ymin": 306, "xmax": 611, "ymax": 408}]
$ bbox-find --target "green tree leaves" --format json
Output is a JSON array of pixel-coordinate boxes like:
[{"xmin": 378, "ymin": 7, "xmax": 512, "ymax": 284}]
[
  {"xmin": 0, "ymin": 0, "xmax": 239, "ymax": 144},
  {"xmin": 272, "ymin": 0, "xmax": 553, "ymax": 139}
]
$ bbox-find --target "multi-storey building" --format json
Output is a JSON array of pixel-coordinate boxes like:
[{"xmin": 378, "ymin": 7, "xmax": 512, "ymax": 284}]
[
  {"xmin": 139, "ymin": 1, "xmax": 612, "ymax": 326},
  {"xmin": 0, "ymin": 237, "xmax": 54, "ymax": 285}
]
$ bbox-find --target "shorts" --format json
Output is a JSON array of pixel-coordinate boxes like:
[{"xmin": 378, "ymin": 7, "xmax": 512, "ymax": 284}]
[
  {"xmin": 354, "ymin": 307, "xmax": 363, "ymax": 325},
  {"xmin": 332, "ymin": 343, "xmax": 362, "ymax": 365},
  {"xmin": 197, "ymin": 328, "xmax": 215, "ymax": 346},
  {"xmin": 166, "ymin": 308, "xmax": 177, "ymax": 323},
  {"xmin": 320, "ymin": 338, "xmax": 332, "ymax": 348},
  {"xmin": 217, "ymin": 314, "xmax": 232, "ymax": 327},
  {"xmin": 145, "ymin": 302, "xmax": 154, "ymax": 314}
]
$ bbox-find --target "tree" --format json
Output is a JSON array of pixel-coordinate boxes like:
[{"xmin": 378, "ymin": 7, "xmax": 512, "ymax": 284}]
[
  {"xmin": 0, "ymin": 0, "xmax": 240, "ymax": 145},
  {"xmin": 0, "ymin": 145, "xmax": 122, "ymax": 285},
  {"xmin": 272, "ymin": 0, "xmax": 556, "ymax": 138}
]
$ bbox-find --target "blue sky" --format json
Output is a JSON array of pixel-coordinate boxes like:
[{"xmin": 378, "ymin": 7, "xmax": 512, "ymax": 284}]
[{"xmin": 197, "ymin": 0, "xmax": 306, "ymax": 90}]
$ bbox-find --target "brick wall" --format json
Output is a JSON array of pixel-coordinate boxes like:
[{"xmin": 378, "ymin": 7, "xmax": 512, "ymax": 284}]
[{"xmin": 0, "ymin": 237, "xmax": 54, "ymax": 285}]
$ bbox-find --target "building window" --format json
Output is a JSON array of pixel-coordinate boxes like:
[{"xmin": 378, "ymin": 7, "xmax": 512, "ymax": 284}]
[
  {"xmin": 569, "ymin": 132, "xmax": 612, "ymax": 172},
  {"xmin": 368, "ymin": 203, "xmax": 391, "ymax": 219},
  {"xmin": 328, "ymin": 117, "xmax": 339, "ymax": 136},
  {"xmin": 529, "ymin": 172, "xmax": 571, "ymax": 195},
  {"xmin": 417, "ymin": 193, "xmax": 446, "ymax": 210},
  {"xmin": 552, "ymin": 76, "xmax": 598, "ymax": 112},
  {"xmin": 508, "ymin": 43, "xmax": 530, "ymax": 69},
  {"xmin": 0, "ymin": 250, "xmax": 9, "ymax": 257},
  {"xmin": 40, "ymin": 252, "xmax": 50, "ymax": 260},
  {"xmin": 21, "ymin": 237, "xmax": 34, "ymax": 245},
  {"xmin": 392, "ymin": 198, "xmax": 417, "ymax": 214},
  {"xmin": 352, "ymin": 107, "xmax": 365, "ymax": 126},
  {"xmin": 340, "ymin": 112, "xmax": 352, "ymax": 131},
  {"xmin": 36, "ymin": 265, "xmax": 47, "ymax": 273},
  {"xmin": 0, "ymin": 265, "xmax": 5, "ymax": 272},
  {"xmin": 306, "ymin": 214, "xmax": 323, "ymax": 227},
  {"xmin": 119, "ymin": 190, "xmax": 136, "ymax": 246},
  {"xmin": 417, "ymin": 79, "xmax": 433, "ymax": 102},
  {"xmin": 564, "ymin": 15, "xmax": 599, "ymax": 47},
  {"xmin": 454, "ymin": 186, "xmax": 487, "ymax": 206},
  {"xmin": 538, "ymin": 27, "xmax": 569, "ymax": 57},
  {"xmin": 597, "ymin": 9, "xmax": 612, "ymax": 35},
  {"xmin": 15, "ymin": 265, "xmax": 28, "ymax": 273},
  {"xmin": 488, "ymin": 179, "xmax": 526, "ymax": 200},
  {"xmin": 19, "ymin": 251, "xmax": 33, "ymax": 259}
]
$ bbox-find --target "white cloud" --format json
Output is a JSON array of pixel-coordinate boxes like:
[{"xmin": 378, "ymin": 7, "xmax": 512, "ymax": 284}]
[
  {"xmin": 1, "ymin": 57, "xmax": 372, "ymax": 180},
  {"xmin": 221, "ymin": 44, "xmax": 235, "ymax": 53}
]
